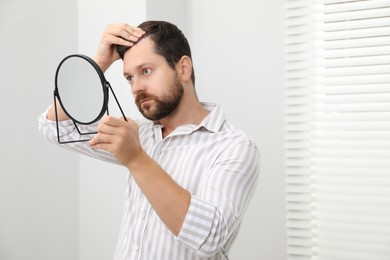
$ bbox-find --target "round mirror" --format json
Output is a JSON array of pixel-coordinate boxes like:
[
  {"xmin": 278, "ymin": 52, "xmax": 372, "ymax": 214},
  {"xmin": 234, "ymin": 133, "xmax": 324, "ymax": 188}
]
[{"xmin": 55, "ymin": 54, "xmax": 108, "ymax": 125}]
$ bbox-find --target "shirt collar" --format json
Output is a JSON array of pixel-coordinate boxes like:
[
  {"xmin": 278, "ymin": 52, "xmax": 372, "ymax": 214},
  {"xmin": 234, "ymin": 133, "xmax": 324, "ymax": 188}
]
[
  {"xmin": 197, "ymin": 102, "xmax": 225, "ymax": 133},
  {"xmin": 152, "ymin": 102, "xmax": 225, "ymax": 135}
]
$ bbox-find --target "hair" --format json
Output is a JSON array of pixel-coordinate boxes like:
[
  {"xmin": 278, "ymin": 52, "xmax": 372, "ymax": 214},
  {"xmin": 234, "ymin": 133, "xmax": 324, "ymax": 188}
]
[{"xmin": 116, "ymin": 21, "xmax": 195, "ymax": 85}]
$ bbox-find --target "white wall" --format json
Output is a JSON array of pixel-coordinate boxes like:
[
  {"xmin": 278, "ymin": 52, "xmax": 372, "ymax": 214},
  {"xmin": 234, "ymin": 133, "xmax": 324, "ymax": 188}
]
[
  {"xmin": 146, "ymin": 0, "xmax": 188, "ymax": 33},
  {"xmin": 188, "ymin": 1, "xmax": 286, "ymax": 259},
  {"xmin": 0, "ymin": 0, "xmax": 79, "ymax": 259}
]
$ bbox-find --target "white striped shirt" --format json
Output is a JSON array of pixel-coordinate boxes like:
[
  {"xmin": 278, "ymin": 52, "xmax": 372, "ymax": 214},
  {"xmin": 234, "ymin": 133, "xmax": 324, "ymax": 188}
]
[{"xmin": 39, "ymin": 102, "xmax": 260, "ymax": 260}]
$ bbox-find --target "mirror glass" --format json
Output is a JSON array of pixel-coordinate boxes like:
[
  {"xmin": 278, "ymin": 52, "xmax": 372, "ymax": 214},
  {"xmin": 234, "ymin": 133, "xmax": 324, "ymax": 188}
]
[{"xmin": 55, "ymin": 55, "xmax": 107, "ymax": 124}]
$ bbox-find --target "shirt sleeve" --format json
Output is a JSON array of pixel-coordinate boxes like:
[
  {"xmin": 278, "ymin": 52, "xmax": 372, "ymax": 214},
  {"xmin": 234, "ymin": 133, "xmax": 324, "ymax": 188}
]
[
  {"xmin": 176, "ymin": 139, "xmax": 260, "ymax": 257},
  {"xmin": 38, "ymin": 107, "xmax": 120, "ymax": 165}
]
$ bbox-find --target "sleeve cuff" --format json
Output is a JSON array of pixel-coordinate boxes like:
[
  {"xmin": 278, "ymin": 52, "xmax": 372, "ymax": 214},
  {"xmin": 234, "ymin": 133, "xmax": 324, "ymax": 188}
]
[
  {"xmin": 38, "ymin": 107, "xmax": 97, "ymax": 139},
  {"xmin": 176, "ymin": 195, "xmax": 217, "ymax": 251}
]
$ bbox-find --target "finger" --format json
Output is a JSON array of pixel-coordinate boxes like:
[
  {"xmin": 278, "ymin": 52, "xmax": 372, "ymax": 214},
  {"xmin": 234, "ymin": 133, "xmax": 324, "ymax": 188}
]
[
  {"xmin": 88, "ymin": 136, "xmax": 100, "ymax": 146},
  {"xmin": 122, "ymin": 24, "xmax": 145, "ymax": 38},
  {"xmin": 97, "ymin": 122, "xmax": 117, "ymax": 135},
  {"xmin": 104, "ymin": 34, "xmax": 134, "ymax": 47},
  {"xmin": 89, "ymin": 142, "xmax": 112, "ymax": 153},
  {"xmin": 118, "ymin": 116, "xmax": 135, "ymax": 123},
  {"xmin": 89, "ymin": 137, "xmax": 100, "ymax": 146},
  {"xmin": 101, "ymin": 115, "xmax": 125, "ymax": 127},
  {"xmin": 89, "ymin": 132, "xmax": 112, "ymax": 146},
  {"xmin": 112, "ymin": 24, "xmax": 145, "ymax": 42},
  {"xmin": 121, "ymin": 27, "xmax": 144, "ymax": 42},
  {"xmin": 126, "ymin": 116, "xmax": 135, "ymax": 123}
]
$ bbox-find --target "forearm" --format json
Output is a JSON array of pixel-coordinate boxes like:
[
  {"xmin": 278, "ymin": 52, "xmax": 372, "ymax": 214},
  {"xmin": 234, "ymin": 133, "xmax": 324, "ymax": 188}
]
[
  {"xmin": 46, "ymin": 99, "xmax": 69, "ymax": 121},
  {"xmin": 39, "ymin": 110, "xmax": 121, "ymax": 165},
  {"xmin": 126, "ymin": 151, "xmax": 191, "ymax": 236},
  {"xmin": 93, "ymin": 55, "xmax": 112, "ymax": 73}
]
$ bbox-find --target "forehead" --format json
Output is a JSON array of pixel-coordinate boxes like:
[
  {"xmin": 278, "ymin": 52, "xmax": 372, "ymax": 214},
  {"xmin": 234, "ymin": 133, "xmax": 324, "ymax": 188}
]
[{"xmin": 123, "ymin": 37, "xmax": 164, "ymax": 69}]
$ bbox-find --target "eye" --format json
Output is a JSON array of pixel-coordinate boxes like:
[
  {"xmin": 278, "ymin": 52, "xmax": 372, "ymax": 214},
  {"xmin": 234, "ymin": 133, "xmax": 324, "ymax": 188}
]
[
  {"xmin": 126, "ymin": 76, "xmax": 134, "ymax": 85},
  {"xmin": 143, "ymin": 68, "xmax": 152, "ymax": 76}
]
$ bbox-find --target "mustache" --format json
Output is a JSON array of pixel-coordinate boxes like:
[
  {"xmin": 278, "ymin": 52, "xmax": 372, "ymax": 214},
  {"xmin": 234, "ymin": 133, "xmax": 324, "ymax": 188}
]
[{"xmin": 135, "ymin": 92, "xmax": 155, "ymax": 105}]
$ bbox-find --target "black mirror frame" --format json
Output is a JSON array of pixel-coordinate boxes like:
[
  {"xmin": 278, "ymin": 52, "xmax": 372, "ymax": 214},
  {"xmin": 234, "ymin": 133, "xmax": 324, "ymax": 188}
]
[{"xmin": 53, "ymin": 54, "xmax": 127, "ymax": 144}]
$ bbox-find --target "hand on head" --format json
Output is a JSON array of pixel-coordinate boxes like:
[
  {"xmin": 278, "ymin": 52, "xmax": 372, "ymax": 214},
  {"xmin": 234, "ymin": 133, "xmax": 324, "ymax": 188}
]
[{"xmin": 94, "ymin": 23, "xmax": 145, "ymax": 72}]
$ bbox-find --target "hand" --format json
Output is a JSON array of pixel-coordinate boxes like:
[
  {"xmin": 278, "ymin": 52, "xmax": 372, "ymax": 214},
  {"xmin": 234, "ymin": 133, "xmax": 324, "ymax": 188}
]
[
  {"xmin": 89, "ymin": 117, "xmax": 191, "ymax": 237},
  {"xmin": 93, "ymin": 23, "xmax": 145, "ymax": 72},
  {"xmin": 88, "ymin": 115, "xmax": 144, "ymax": 167}
]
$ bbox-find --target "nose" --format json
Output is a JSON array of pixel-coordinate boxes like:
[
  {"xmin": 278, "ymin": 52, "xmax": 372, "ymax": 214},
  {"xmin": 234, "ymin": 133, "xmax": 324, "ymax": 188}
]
[{"xmin": 130, "ymin": 77, "xmax": 146, "ymax": 95}]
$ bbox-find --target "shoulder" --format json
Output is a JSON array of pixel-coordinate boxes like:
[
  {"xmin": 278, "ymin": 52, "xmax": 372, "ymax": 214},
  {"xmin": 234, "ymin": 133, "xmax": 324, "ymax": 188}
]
[{"xmin": 221, "ymin": 120, "xmax": 257, "ymax": 147}]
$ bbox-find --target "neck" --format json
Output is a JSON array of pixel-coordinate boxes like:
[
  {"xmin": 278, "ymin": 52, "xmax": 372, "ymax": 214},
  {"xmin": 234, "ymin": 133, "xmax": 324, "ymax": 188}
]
[{"xmin": 159, "ymin": 98, "xmax": 209, "ymax": 138}]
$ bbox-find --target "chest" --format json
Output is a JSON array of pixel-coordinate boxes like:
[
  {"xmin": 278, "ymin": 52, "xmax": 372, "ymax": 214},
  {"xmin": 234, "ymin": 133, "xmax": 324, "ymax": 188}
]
[{"xmin": 140, "ymin": 129, "xmax": 227, "ymax": 194}]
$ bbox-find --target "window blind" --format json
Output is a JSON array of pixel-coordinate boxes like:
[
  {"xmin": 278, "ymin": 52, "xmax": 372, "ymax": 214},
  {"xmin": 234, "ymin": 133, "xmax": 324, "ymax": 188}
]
[{"xmin": 284, "ymin": 1, "xmax": 390, "ymax": 260}]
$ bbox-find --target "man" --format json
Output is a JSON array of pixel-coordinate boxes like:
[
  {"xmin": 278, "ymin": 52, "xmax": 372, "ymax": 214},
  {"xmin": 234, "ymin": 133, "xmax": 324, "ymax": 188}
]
[{"xmin": 39, "ymin": 21, "xmax": 260, "ymax": 260}]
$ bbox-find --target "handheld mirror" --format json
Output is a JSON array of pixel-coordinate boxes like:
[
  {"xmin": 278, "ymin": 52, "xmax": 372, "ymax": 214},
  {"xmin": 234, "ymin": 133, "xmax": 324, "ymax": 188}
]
[{"xmin": 53, "ymin": 54, "xmax": 126, "ymax": 144}]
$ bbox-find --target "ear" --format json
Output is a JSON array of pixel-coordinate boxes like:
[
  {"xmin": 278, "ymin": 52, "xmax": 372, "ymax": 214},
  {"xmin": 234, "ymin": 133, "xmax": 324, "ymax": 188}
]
[{"xmin": 176, "ymin": 56, "xmax": 193, "ymax": 82}]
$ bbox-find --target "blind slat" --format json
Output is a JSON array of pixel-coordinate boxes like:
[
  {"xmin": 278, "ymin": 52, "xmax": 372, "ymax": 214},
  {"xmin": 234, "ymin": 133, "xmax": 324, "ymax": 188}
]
[
  {"xmin": 317, "ymin": 55, "xmax": 390, "ymax": 68},
  {"xmin": 315, "ymin": 6, "xmax": 390, "ymax": 22},
  {"xmin": 321, "ymin": 16, "xmax": 390, "ymax": 31},
  {"xmin": 315, "ymin": 83, "xmax": 390, "ymax": 94},
  {"xmin": 285, "ymin": 0, "xmax": 390, "ymax": 259},
  {"xmin": 315, "ymin": 46, "xmax": 390, "ymax": 59},
  {"xmin": 314, "ymin": 27, "xmax": 390, "ymax": 41},
  {"xmin": 317, "ymin": 0, "xmax": 390, "ymax": 14},
  {"xmin": 317, "ymin": 35, "xmax": 390, "ymax": 49}
]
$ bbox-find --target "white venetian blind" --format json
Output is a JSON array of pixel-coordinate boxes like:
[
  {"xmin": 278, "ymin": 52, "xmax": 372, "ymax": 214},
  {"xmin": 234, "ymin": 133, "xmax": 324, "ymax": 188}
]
[{"xmin": 284, "ymin": 0, "xmax": 390, "ymax": 260}]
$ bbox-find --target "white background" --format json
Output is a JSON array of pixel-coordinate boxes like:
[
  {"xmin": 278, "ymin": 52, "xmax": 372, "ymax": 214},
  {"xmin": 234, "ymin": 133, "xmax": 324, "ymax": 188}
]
[{"xmin": 0, "ymin": 0, "xmax": 285, "ymax": 259}]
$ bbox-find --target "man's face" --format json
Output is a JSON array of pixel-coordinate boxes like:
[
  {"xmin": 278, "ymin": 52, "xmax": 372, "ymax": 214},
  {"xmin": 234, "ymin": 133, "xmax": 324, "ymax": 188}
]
[{"xmin": 122, "ymin": 38, "xmax": 184, "ymax": 121}]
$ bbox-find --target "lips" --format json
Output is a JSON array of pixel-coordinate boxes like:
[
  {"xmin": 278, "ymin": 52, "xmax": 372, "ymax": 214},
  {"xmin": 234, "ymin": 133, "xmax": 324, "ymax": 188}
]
[
  {"xmin": 136, "ymin": 92, "xmax": 148, "ymax": 105},
  {"xmin": 139, "ymin": 98, "xmax": 151, "ymax": 106}
]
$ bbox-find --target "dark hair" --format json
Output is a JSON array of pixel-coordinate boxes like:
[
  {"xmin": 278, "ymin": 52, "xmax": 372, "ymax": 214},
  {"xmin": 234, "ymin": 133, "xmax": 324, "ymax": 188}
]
[{"xmin": 116, "ymin": 21, "xmax": 195, "ymax": 85}]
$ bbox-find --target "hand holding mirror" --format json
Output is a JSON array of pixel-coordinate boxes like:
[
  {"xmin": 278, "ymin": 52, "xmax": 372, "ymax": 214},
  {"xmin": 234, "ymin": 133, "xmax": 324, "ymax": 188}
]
[{"xmin": 53, "ymin": 54, "xmax": 127, "ymax": 144}]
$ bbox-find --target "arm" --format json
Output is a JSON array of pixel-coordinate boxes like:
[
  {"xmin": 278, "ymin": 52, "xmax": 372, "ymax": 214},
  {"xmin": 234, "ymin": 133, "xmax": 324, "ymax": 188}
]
[
  {"xmin": 46, "ymin": 99, "xmax": 69, "ymax": 121},
  {"xmin": 40, "ymin": 24, "xmax": 145, "ymax": 163},
  {"xmin": 88, "ymin": 115, "xmax": 260, "ymax": 249},
  {"xmin": 46, "ymin": 23, "xmax": 145, "ymax": 122},
  {"xmin": 178, "ymin": 140, "xmax": 260, "ymax": 256},
  {"xmin": 85, "ymin": 24, "xmax": 190, "ymax": 235},
  {"xmin": 89, "ymin": 116, "xmax": 190, "ymax": 235}
]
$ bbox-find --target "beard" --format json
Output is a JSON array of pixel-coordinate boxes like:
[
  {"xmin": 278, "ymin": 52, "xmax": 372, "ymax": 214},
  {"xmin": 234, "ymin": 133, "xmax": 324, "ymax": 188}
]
[{"xmin": 135, "ymin": 76, "xmax": 184, "ymax": 121}]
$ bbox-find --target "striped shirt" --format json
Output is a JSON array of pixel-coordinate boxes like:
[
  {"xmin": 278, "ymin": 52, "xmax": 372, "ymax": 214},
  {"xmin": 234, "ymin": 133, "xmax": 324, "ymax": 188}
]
[{"xmin": 39, "ymin": 102, "xmax": 260, "ymax": 260}]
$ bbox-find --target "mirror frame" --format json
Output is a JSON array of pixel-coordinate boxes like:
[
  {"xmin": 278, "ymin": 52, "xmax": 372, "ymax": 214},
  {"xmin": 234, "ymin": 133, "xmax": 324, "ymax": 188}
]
[
  {"xmin": 54, "ymin": 54, "xmax": 109, "ymax": 125},
  {"xmin": 53, "ymin": 54, "xmax": 127, "ymax": 144}
]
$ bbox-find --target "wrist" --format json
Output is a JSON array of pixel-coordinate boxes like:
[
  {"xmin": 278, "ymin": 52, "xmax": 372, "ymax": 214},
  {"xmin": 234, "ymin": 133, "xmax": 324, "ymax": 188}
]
[
  {"xmin": 125, "ymin": 150, "xmax": 151, "ymax": 173},
  {"xmin": 93, "ymin": 55, "xmax": 112, "ymax": 73}
]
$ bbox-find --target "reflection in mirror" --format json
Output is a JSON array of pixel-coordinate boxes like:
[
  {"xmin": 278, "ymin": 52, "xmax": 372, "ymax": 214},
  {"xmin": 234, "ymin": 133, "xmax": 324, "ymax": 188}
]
[{"xmin": 53, "ymin": 54, "xmax": 126, "ymax": 144}]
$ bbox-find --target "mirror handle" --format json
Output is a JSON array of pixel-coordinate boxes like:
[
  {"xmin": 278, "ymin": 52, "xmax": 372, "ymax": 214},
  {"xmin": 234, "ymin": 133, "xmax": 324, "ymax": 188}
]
[{"xmin": 105, "ymin": 82, "xmax": 128, "ymax": 122}]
